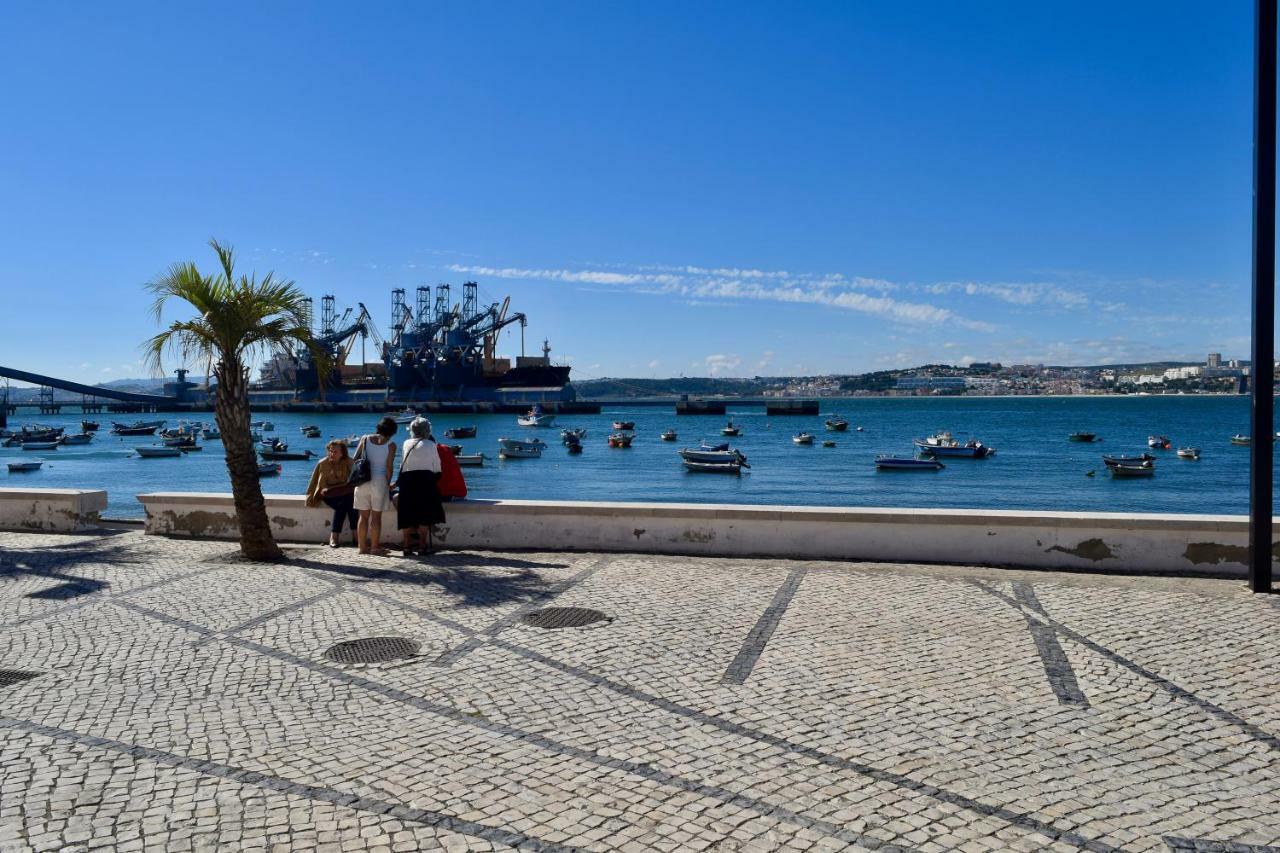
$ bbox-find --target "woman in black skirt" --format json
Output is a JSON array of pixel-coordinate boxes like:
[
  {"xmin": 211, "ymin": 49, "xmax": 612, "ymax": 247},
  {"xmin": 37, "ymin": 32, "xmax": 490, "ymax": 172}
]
[{"xmin": 396, "ymin": 417, "xmax": 445, "ymax": 555}]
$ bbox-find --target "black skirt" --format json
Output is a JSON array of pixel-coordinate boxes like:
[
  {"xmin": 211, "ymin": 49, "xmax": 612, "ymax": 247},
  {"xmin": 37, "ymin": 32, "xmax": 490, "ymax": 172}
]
[{"xmin": 396, "ymin": 469, "xmax": 446, "ymax": 529}]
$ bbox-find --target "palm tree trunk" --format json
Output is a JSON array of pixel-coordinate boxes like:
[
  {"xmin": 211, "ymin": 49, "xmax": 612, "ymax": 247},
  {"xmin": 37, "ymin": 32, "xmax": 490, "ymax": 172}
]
[{"xmin": 214, "ymin": 359, "xmax": 283, "ymax": 562}]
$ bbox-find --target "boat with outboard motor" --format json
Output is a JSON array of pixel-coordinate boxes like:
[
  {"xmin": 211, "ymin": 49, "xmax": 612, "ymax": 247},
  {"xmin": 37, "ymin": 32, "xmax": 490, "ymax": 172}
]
[
  {"xmin": 608, "ymin": 432, "xmax": 634, "ymax": 448},
  {"xmin": 1177, "ymin": 447, "xmax": 1201, "ymax": 459},
  {"xmin": 1148, "ymin": 435, "xmax": 1172, "ymax": 449},
  {"xmin": 112, "ymin": 421, "xmax": 164, "ymax": 436},
  {"xmin": 1231, "ymin": 434, "xmax": 1251, "ymax": 446},
  {"xmin": 517, "ymin": 405, "xmax": 556, "ymax": 428},
  {"xmin": 678, "ymin": 444, "xmax": 749, "ymax": 467},
  {"xmin": 721, "ymin": 420, "xmax": 741, "ymax": 436},
  {"xmin": 825, "ymin": 416, "xmax": 849, "ymax": 432},
  {"xmin": 498, "ymin": 437, "xmax": 546, "ymax": 458},
  {"xmin": 561, "ymin": 428, "xmax": 587, "ymax": 444},
  {"xmin": 660, "ymin": 429, "xmax": 677, "ymax": 441},
  {"xmin": 445, "ymin": 426, "xmax": 478, "ymax": 439},
  {"xmin": 913, "ymin": 431, "xmax": 994, "ymax": 458},
  {"xmin": 793, "ymin": 432, "xmax": 815, "ymax": 445},
  {"xmin": 59, "ymin": 433, "xmax": 93, "ymax": 445}
]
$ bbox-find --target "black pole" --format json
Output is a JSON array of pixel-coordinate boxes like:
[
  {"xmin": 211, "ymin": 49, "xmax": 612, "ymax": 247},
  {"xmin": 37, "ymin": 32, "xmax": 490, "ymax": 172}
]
[{"xmin": 1250, "ymin": 0, "xmax": 1277, "ymax": 593}]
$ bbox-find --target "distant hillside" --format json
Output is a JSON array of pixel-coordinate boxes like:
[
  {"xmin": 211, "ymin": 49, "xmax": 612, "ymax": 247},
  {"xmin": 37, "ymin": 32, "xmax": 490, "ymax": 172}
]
[{"xmin": 574, "ymin": 377, "xmax": 781, "ymax": 398}]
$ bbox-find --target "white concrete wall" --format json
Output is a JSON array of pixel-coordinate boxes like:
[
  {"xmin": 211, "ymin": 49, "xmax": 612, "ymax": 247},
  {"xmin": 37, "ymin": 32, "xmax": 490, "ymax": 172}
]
[
  {"xmin": 0, "ymin": 488, "xmax": 109, "ymax": 533},
  {"xmin": 136, "ymin": 492, "xmax": 1276, "ymax": 578}
]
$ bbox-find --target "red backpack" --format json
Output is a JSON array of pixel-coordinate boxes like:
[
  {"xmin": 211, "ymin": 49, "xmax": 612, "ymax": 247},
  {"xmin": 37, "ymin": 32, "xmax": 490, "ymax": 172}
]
[{"xmin": 437, "ymin": 444, "xmax": 467, "ymax": 499}]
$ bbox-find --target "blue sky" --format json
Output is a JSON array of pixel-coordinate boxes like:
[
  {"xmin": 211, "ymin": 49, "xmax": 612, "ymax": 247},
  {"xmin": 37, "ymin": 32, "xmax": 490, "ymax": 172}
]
[{"xmin": 0, "ymin": 2, "xmax": 1259, "ymax": 384}]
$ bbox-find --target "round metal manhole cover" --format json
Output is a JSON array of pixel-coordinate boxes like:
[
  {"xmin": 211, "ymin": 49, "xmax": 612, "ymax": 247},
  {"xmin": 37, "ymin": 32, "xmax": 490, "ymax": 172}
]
[
  {"xmin": 520, "ymin": 607, "xmax": 611, "ymax": 629},
  {"xmin": 324, "ymin": 637, "xmax": 420, "ymax": 664}
]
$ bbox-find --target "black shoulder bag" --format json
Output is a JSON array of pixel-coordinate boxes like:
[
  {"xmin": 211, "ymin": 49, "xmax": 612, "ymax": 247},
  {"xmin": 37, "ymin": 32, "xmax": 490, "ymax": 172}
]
[{"xmin": 347, "ymin": 436, "xmax": 372, "ymax": 486}]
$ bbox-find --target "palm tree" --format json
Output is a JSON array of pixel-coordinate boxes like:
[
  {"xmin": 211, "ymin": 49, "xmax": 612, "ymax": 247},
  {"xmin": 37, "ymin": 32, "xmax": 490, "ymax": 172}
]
[{"xmin": 144, "ymin": 239, "xmax": 327, "ymax": 561}]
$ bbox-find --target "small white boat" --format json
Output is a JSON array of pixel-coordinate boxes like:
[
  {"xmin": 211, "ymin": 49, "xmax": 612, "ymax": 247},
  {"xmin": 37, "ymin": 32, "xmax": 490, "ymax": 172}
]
[
  {"xmin": 498, "ymin": 437, "xmax": 546, "ymax": 458},
  {"xmin": 517, "ymin": 405, "xmax": 556, "ymax": 427},
  {"xmin": 1147, "ymin": 435, "xmax": 1172, "ymax": 449},
  {"xmin": 22, "ymin": 441, "xmax": 59, "ymax": 451},
  {"xmin": 136, "ymin": 446, "xmax": 182, "ymax": 458},
  {"xmin": 392, "ymin": 408, "xmax": 420, "ymax": 425},
  {"xmin": 1230, "ymin": 434, "xmax": 1251, "ymax": 446},
  {"xmin": 455, "ymin": 453, "xmax": 486, "ymax": 467},
  {"xmin": 257, "ymin": 463, "xmax": 281, "ymax": 477},
  {"xmin": 660, "ymin": 429, "xmax": 677, "ymax": 441},
  {"xmin": 683, "ymin": 459, "xmax": 744, "ymax": 474},
  {"xmin": 1176, "ymin": 447, "xmax": 1200, "ymax": 460},
  {"xmin": 7, "ymin": 460, "xmax": 43, "ymax": 472},
  {"xmin": 59, "ymin": 433, "xmax": 93, "ymax": 445},
  {"xmin": 793, "ymin": 432, "xmax": 815, "ymax": 445}
]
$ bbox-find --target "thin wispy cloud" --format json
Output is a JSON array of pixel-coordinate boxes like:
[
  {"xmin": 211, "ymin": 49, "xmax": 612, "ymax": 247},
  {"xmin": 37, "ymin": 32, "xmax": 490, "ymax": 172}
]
[
  {"xmin": 446, "ymin": 262, "xmax": 990, "ymax": 330},
  {"xmin": 922, "ymin": 280, "xmax": 1090, "ymax": 309}
]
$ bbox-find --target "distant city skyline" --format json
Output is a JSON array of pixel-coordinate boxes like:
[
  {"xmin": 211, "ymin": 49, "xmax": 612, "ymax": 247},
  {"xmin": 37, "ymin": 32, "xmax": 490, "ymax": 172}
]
[{"xmin": 0, "ymin": 2, "xmax": 1260, "ymax": 385}]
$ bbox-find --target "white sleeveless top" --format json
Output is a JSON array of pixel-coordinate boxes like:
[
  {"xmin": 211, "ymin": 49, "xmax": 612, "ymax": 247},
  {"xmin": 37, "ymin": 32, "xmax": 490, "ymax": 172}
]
[{"xmin": 362, "ymin": 435, "xmax": 393, "ymax": 478}]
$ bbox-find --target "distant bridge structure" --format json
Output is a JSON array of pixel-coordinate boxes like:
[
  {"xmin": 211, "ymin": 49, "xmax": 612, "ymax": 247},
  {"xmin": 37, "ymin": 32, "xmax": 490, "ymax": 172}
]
[{"xmin": 0, "ymin": 366, "xmax": 193, "ymax": 422}]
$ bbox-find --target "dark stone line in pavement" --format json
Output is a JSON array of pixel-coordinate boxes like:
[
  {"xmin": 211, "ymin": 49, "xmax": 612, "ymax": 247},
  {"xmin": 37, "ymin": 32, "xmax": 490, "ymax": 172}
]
[
  {"xmin": 971, "ymin": 581, "xmax": 1280, "ymax": 754},
  {"xmin": 1163, "ymin": 836, "xmax": 1280, "ymax": 851},
  {"xmin": 0, "ymin": 715, "xmax": 589, "ymax": 853},
  {"xmin": 192, "ymin": 586, "xmax": 346, "ymax": 647},
  {"xmin": 1010, "ymin": 583, "xmax": 1090, "ymax": 707},
  {"xmin": 487, "ymin": 638, "xmax": 1125, "ymax": 853},
  {"xmin": 720, "ymin": 568, "xmax": 808, "ymax": 685},
  {"xmin": 112, "ymin": 599, "xmax": 920, "ymax": 852},
  {"xmin": 431, "ymin": 555, "xmax": 613, "ymax": 667}
]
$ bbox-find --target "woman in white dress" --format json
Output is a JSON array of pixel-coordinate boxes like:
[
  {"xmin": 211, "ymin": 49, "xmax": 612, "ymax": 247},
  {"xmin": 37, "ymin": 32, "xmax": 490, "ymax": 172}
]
[{"xmin": 353, "ymin": 416, "xmax": 397, "ymax": 554}]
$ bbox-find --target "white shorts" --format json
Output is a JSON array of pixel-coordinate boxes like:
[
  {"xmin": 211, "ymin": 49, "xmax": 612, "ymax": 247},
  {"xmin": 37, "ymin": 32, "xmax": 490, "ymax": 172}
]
[{"xmin": 353, "ymin": 480, "xmax": 393, "ymax": 513}]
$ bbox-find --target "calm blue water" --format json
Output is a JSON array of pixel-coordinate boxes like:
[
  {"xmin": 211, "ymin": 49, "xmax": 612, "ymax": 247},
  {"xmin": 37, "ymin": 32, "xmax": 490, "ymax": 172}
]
[{"xmin": 1, "ymin": 396, "xmax": 1267, "ymax": 519}]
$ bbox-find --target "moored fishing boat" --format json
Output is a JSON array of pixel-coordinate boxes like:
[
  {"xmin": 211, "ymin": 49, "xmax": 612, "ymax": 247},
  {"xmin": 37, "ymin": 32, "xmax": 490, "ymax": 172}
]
[
  {"xmin": 112, "ymin": 422, "xmax": 162, "ymax": 436},
  {"xmin": 59, "ymin": 433, "xmax": 93, "ymax": 445},
  {"xmin": 913, "ymin": 431, "xmax": 994, "ymax": 458},
  {"xmin": 80, "ymin": 421, "xmax": 99, "ymax": 432},
  {"xmin": 1230, "ymin": 434, "xmax": 1251, "ymax": 445},
  {"xmin": 822, "ymin": 440, "xmax": 836, "ymax": 448},
  {"xmin": 608, "ymin": 432, "xmax": 634, "ymax": 448},
  {"xmin": 683, "ymin": 458, "xmax": 744, "ymax": 474},
  {"xmin": 257, "ymin": 463, "xmax": 281, "ymax": 477},
  {"xmin": 445, "ymin": 426, "xmax": 478, "ymax": 439},
  {"xmin": 1176, "ymin": 447, "xmax": 1200, "ymax": 459},
  {"xmin": 517, "ymin": 404, "xmax": 556, "ymax": 428},
  {"xmin": 1147, "ymin": 435, "xmax": 1172, "ymax": 449},
  {"xmin": 561, "ymin": 427, "xmax": 587, "ymax": 444},
  {"xmin": 1109, "ymin": 459, "xmax": 1155, "ymax": 477},
  {"xmin": 7, "ymin": 460, "xmax": 43, "ymax": 472},
  {"xmin": 136, "ymin": 445, "xmax": 182, "ymax": 458},
  {"xmin": 793, "ymin": 432, "xmax": 815, "ymax": 445},
  {"xmin": 22, "ymin": 441, "xmax": 59, "ymax": 451},
  {"xmin": 660, "ymin": 429, "xmax": 677, "ymax": 441},
  {"xmin": 391, "ymin": 408, "xmax": 420, "ymax": 425},
  {"xmin": 498, "ymin": 437, "xmax": 546, "ymax": 458},
  {"xmin": 455, "ymin": 453, "xmax": 486, "ymax": 466},
  {"xmin": 1102, "ymin": 453, "xmax": 1155, "ymax": 467},
  {"xmin": 678, "ymin": 446, "xmax": 748, "ymax": 466},
  {"xmin": 1067, "ymin": 432, "xmax": 1098, "ymax": 442},
  {"xmin": 825, "ymin": 416, "xmax": 849, "ymax": 431},
  {"xmin": 201, "ymin": 427, "xmax": 221, "ymax": 440},
  {"xmin": 875, "ymin": 455, "xmax": 944, "ymax": 471},
  {"xmin": 611, "ymin": 420, "xmax": 635, "ymax": 431},
  {"xmin": 259, "ymin": 447, "xmax": 314, "ymax": 461},
  {"xmin": 721, "ymin": 419, "xmax": 741, "ymax": 436}
]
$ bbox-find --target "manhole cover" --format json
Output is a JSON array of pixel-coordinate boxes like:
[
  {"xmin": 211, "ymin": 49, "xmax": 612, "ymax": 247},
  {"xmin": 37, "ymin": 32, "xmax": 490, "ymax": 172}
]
[
  {"xmin": 324, "ymin": 637, "xmax": 420, "ymax": 664},
  {"xmin": 0, "ymin": 670, "xmax": 40, "ymax": 688},
  {"xmin": 520, "ymin": 607, "xmax": 611, "ymax": 629}
]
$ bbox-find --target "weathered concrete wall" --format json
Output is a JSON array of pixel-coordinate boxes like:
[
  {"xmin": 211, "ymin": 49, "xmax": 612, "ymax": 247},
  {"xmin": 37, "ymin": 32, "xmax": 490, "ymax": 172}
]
[
  {"xmin": 136, "ymin": 492, "xmax": 1278, "ymax": 578},
  {"xmin": 0, "ymin": 488, "xmax": 109, "ymax": 533}
]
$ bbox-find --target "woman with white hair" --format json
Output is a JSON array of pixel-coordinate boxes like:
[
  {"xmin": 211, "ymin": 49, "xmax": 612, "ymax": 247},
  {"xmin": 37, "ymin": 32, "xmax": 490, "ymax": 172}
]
[{"xmin": 396, "ymin": 416, "xmax": 445, "ymax": 556}]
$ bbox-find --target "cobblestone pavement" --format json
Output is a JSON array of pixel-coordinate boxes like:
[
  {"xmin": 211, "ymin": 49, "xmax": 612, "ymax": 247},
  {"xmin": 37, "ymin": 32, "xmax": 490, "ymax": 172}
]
[{"xmin": 1, "ymin": 531, "xmax": 1278, "ymax": 852}]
